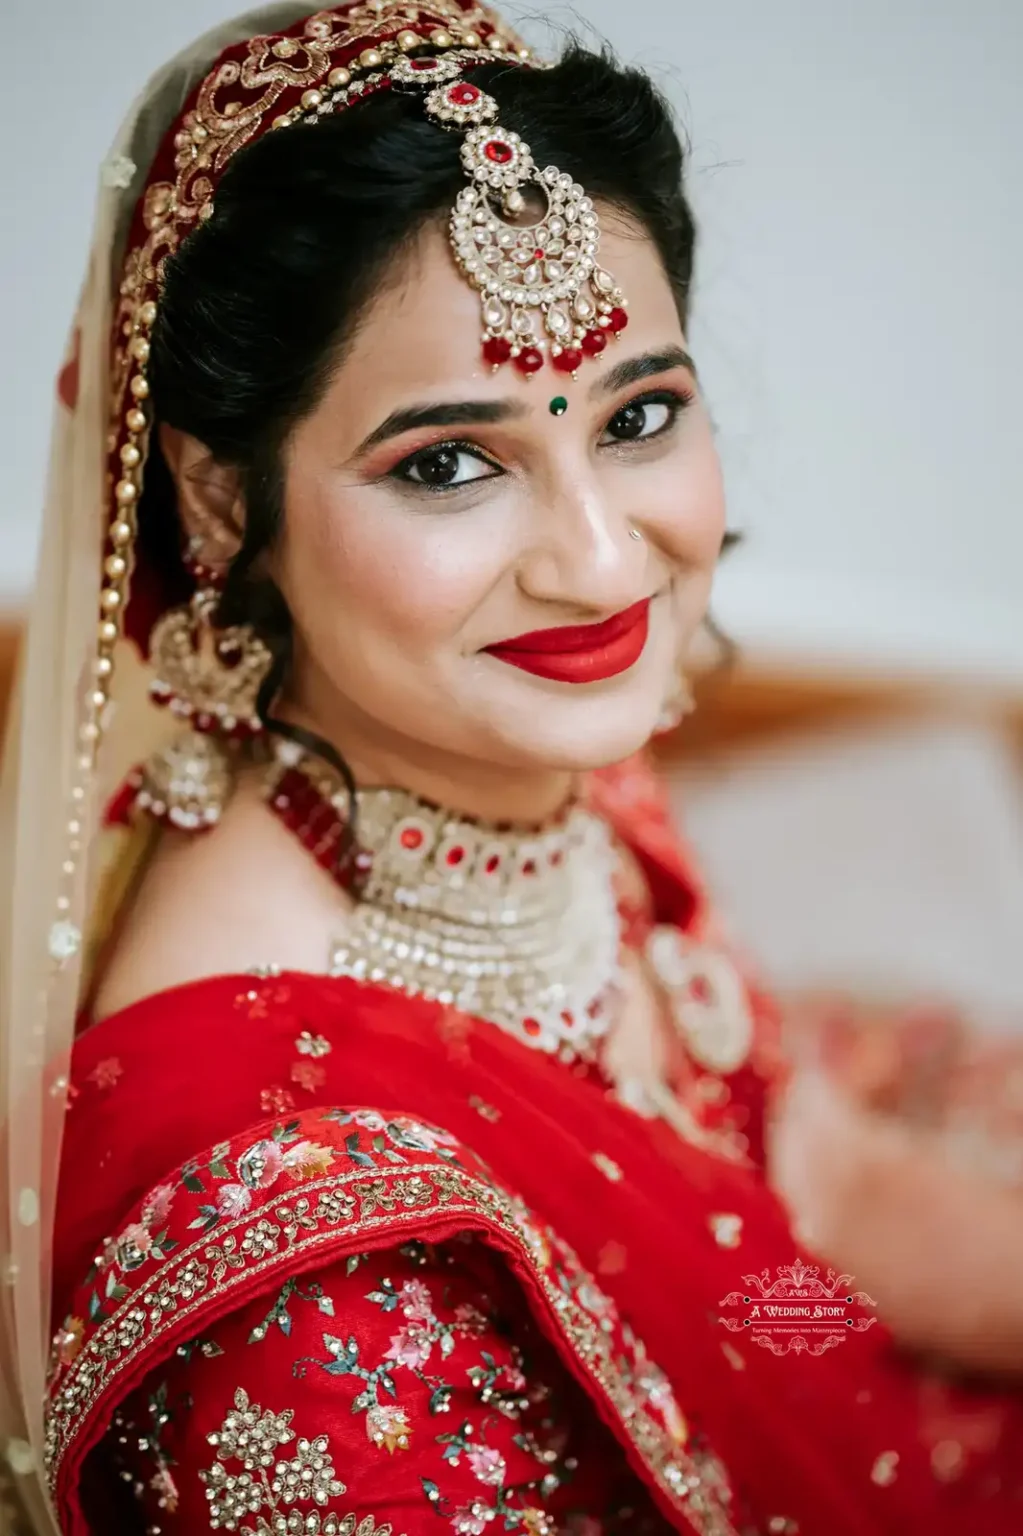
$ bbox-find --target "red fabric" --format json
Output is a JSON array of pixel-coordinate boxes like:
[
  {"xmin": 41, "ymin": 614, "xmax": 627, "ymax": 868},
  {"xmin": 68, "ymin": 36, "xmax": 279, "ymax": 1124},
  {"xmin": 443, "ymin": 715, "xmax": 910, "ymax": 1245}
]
[
  {"xmin": 68, "ymin": 1133, "xmax": 681, "ymax": 1535},
  {"xmin": 97, "ymin": 1234, "xmax": 674, "ymax": 1534},
  {"xmin": 51, "ymin": 760, "xmax": 1023, "ymax": 1534}
]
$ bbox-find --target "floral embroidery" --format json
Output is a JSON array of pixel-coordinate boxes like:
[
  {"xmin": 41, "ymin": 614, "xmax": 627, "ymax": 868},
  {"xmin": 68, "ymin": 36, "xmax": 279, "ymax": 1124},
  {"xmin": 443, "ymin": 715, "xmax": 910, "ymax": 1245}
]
[
  {"xmin": 432, "ymin": 1416, "xmax": 561, "ymax": 1531},
  {"xmin": 367, "ymin": 1403, "xmax": 412, "ymax": 1453},
  {"xmin": 297, "ymin": 1032, "xmax": 332, "ymax": 1058},
  {"xmin": 596, "ymin": 1241, "xmax": 628, "ymax": 1277},
  {"xmin": 293, "ymin": 1059, "xmax": 328, "ymax": 1093},
  {"xmin": 53, "ymin": 1317, "xmax": 84, "ymax": 1367},
  {"xmin": 141, "ymin": 1184, "xmax": 177, "ymax": 1229},
  {"xmin": 139, "ymin": 1381, "xmax": 185, "ymax": 1516},
  {"xmin": 87, "ymin": 1057, "xmax": 123, "ymax": 1090},
  {"xmin": 321, "ymin": 1109, "xmax": 462, "ymax": 1160},
  {"xmin": 217, "ymin": 1184, "xmax": 254, "ymax": 1220},
  {"xmin": 116, "ymin": 1223, "xmax": 157, "ymax": 1270},
  {"xmin": 107, "ymin": 1378, "xmax": 190, "ymax": 1520},
  {"xmin": 249, "ymin": 1278, "xmax": 336, "ymax": 1344},
  {"xmin": 261, "ymin": 1084, "xmax": 296, "ymax": 1115},
  {"xmin": 184, "ymin": 1127, "xmax": 338, "ymax": 1234},
  {"xmin": 200, "ymin": 1387, "xmax": 389, "ymax": 1534},
  {"xmin": 46, "ymin": 1113, "xmax": 739, "ymax": 1535},
  {"xmin": 236, "ymin": 1140, "xmax": 286, "ymax": 1190},
  {"xmin": 79, "ymin": 1186, "xmax": 182, "ymax": 1326},
  {"xmin": 234, "ymin": 981, "xmax": 294, "ymax": 1020},
  {"xmin": 290, "ymin": 1263, "xmax": 572, "ymax": 1532}
]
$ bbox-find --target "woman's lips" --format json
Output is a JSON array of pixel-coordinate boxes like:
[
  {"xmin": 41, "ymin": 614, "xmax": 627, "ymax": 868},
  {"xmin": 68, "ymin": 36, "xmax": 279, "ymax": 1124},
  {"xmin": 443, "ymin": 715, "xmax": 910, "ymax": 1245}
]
[{"xmin": 483, "ymin": 598, "xmax": 651, "ymax": 684}]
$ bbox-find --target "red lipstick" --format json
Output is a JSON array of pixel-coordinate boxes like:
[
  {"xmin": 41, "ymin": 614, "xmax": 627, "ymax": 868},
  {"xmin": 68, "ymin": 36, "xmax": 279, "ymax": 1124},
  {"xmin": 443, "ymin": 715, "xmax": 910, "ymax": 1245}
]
[{"xmin": 484, "ymin": 598, "xmax": 651, "ymax": 684}]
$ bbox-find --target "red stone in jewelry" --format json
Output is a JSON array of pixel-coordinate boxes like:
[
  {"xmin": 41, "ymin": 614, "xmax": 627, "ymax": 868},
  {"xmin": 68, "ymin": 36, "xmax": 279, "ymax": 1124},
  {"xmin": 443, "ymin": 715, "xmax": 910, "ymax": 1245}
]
[
  {"xmin": 446, "ymin": 845, "xmax": 466, "ymax": 866},
  {"xmin": 553, "ymin": 348, "xmax": 583, "ymax": 374},
  {"xmin": 483, "ymin": 336, "xmax": 513, "ymax": 367},
  {"xmin": 515, "ymin": 348, "xmax": 544, "ymax": 376},
  {"xmin": 410, "ymin": 57, "xmax": 441, "ymax": 71},
  {"xmin": 690, "ymin": 974, "xmax": 713, "ymax": 1004},
  {"xmin": 609, "ymin": 307, "xmax": 630, "ymax": 334},
  {"xmin": 582, "ymin": 330, "xmax": 608, "ymax": 357},
  {"xmin": 449, "ymin": 82, "xmax": 481, "ymax": 106},
  {"xmin": 484, "ymin": 140, "xmax": 514, "ymax": 164},
  {"xmin": 399, "ymin": 825, "xmax": 425, "ymax": 851}
]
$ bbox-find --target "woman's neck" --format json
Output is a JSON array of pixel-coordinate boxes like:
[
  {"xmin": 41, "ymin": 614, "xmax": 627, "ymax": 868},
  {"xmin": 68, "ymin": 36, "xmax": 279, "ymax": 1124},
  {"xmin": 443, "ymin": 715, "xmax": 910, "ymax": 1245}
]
[{"xmin": 274, "ymin": 695, "xmax": 576, "ymax": 827}]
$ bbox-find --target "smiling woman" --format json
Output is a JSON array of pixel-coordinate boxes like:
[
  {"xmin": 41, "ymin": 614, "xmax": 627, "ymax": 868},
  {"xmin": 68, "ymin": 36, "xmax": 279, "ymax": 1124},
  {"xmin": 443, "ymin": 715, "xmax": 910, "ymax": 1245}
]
[{"xmin": 4, "ymin": 5, "xmax": 1023, "ymax": 1536}]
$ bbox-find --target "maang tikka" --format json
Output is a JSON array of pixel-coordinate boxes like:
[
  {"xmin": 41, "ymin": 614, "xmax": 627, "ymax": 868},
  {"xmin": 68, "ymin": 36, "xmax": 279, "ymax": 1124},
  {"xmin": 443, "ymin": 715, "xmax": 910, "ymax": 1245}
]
[{"xmin": 391, "ymin": 54, "xmax": 629, "ymax": 377}]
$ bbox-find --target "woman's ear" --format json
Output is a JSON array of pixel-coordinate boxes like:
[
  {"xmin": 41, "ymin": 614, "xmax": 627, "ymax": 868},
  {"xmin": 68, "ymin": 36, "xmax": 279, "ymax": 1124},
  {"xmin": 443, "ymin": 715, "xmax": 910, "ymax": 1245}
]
[{"xmin": 159, "ymin": 423, "xmax": 245, "ymax": 568}]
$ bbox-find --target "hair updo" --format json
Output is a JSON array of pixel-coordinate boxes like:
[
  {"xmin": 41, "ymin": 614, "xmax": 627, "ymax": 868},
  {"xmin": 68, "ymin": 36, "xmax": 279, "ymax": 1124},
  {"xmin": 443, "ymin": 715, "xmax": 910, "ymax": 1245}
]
[{"xmin": 140, "ymin": 43, "xmax": 698, "ymax": 794}]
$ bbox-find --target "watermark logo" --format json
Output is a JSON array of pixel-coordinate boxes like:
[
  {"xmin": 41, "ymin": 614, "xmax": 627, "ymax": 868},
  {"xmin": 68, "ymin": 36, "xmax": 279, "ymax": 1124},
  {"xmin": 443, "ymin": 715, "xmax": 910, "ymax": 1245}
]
[{"xmin": 719, "ymin": 1259, "xmax": 877, "ymax": 1357}]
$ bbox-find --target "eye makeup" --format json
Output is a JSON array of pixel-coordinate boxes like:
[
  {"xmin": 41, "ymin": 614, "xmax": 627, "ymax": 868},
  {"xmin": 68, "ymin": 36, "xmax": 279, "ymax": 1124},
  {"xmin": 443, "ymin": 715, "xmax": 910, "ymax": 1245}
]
[{"xmin": 375, "ymin": 379, "xmax": 696, "ymax": 498}]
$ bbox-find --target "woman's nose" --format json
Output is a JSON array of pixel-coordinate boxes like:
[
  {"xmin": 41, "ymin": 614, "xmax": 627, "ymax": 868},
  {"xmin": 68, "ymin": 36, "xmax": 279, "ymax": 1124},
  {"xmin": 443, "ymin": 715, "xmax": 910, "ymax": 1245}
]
[{"xmin": 516, "ymin": 476, "xmax": 647, "ymax": 615}]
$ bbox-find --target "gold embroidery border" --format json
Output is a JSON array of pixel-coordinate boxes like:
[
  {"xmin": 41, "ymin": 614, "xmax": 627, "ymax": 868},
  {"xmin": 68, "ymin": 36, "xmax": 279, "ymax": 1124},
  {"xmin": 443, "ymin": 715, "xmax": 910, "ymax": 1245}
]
[{"xmin": 47, "ymin": 1159, "xmax": 737, "ymax": 1536}]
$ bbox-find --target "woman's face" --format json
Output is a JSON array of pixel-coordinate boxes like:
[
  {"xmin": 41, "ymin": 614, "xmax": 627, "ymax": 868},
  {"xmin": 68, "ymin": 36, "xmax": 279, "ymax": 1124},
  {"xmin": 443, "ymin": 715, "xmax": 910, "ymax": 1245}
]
[{"xmin": 274, "ymin": 215, "xmax": 726, "ymax": 784}]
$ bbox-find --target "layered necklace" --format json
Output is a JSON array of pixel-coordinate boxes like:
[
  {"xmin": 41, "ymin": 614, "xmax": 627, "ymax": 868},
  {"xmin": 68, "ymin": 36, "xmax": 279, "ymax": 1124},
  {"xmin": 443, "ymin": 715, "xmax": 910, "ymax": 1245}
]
[
  {"xmin": 262, "ymin": 739, "xmax": 759, "ymax": 1168},
  {"xmin": 264, "ymin": 740, "xmax": 623, "ymax": 1066}
]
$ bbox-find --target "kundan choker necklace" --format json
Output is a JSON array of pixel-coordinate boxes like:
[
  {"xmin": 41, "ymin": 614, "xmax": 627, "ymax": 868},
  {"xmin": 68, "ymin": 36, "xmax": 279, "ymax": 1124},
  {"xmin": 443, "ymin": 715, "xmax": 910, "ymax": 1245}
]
[{"xmin": 264, "ymin": 740, "xmax": 623, "ymax": 1063}]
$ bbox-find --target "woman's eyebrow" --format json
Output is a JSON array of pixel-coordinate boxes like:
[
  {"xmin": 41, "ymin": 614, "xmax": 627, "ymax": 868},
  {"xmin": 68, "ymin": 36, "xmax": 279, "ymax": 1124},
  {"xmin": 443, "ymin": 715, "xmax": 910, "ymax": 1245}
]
[
  {"xmin": 353, "ymin": 345, "xmax": 696, "ymax": 454},
  {"xmin": 355, "ymin": 398, "xmax": 528, "ymax": 454},
  {"xmin": 591, "ymin": 345, "xmax": 698, "ymax": 399}
]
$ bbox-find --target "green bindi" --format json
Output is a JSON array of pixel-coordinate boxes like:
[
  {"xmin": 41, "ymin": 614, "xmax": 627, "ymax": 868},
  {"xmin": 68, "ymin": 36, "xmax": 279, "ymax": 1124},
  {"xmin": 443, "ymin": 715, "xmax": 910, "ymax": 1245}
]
[{"xmin": 549, "ymin": 396, "xmax": 569, "ymax": 417}]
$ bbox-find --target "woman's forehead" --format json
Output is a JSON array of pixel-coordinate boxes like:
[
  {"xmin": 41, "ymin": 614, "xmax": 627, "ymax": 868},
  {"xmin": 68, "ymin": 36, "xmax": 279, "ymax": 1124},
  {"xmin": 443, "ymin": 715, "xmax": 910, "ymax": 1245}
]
[{"xmin": 322, "ymin": 218, "xmax": 682, "ymax": 416}]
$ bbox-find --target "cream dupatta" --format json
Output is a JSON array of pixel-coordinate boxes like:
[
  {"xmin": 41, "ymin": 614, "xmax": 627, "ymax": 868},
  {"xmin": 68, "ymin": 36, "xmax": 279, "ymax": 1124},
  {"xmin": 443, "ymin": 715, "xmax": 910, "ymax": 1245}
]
[{"xmin": 0, "ymin": 11, "xmax": 317, "ymax": 1529}]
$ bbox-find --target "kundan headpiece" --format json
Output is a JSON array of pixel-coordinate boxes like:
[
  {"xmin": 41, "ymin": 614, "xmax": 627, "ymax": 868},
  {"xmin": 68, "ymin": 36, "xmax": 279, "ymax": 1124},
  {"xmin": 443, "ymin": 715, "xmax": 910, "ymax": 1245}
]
[{"xmin": 397, "ymin": 52, "xmax": 630, "ymax": 376}]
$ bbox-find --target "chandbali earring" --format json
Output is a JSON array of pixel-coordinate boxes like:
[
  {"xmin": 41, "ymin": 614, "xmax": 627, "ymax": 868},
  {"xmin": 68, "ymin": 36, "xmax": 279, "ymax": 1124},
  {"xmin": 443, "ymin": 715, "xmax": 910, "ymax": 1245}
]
[{"xmin": 118, "ymin": 553, "xmax": 273, "ymax": 831}]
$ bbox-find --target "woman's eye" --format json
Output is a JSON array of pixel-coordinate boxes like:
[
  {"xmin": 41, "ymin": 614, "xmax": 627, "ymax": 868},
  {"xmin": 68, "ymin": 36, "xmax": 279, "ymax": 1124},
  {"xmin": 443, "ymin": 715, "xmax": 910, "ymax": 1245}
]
[
  {"xmin": 397, "ymin": 445, "xmax": 498, "ymax": 490},
  {"xmin": 600, "ymin": 398, "xmax": 677, "ymax": 445}
]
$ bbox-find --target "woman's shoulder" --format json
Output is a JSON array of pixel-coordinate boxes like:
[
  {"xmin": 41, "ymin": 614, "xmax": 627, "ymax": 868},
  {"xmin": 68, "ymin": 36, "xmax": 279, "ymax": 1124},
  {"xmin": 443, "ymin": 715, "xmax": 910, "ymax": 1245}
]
[{"xmin": 91, "ymin": 781, "xmax": 351, "ymax": 1022}]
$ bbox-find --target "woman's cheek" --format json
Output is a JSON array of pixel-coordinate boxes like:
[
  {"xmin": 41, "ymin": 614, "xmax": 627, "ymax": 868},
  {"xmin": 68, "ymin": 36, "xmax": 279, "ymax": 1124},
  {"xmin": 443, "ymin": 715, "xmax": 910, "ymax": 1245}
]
[
  {"xmin": 640, "ymin": 432, "xmax": 726, "ymax": 566},
  {"xmin": 284, "ymin": 489, "xmax": 511, "ymax": 655}
]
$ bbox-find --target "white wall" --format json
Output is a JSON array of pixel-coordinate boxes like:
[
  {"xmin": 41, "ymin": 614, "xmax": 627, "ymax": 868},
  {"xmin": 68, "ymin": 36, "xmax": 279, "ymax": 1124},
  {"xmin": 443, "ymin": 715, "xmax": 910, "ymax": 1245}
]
[{"xmin": 2, "ymin": 0, "xmax": 1021, "ymax": 682}]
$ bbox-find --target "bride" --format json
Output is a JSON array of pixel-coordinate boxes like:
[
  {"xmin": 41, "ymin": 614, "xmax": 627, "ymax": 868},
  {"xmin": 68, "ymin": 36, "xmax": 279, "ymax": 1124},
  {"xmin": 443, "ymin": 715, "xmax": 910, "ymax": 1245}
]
[{"xmin": 2, "ymin": 3, "xmax": 1022, "ymax": 1532}]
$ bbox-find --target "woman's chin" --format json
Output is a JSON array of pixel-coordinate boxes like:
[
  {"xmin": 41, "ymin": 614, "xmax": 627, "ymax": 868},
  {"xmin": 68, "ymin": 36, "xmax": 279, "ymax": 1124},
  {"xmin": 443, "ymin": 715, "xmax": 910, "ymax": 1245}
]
[{"xmin": 481, "ymin": 687, "xmax": 663, "ymax": 773}]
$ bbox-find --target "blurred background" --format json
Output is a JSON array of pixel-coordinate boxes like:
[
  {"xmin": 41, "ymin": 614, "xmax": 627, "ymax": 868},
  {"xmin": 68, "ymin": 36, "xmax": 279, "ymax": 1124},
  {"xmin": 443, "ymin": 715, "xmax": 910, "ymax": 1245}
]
[{"xmin": 1, "ymin": 0, "xmax": 1021, "ymax": 1018}]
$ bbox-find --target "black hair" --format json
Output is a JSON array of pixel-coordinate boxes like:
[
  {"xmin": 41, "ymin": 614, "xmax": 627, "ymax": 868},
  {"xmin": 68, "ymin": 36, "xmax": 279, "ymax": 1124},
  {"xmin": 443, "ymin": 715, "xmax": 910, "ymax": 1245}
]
[{"xmin": 142, "ymin": 44, "xmax": 699, "ymax": 850}]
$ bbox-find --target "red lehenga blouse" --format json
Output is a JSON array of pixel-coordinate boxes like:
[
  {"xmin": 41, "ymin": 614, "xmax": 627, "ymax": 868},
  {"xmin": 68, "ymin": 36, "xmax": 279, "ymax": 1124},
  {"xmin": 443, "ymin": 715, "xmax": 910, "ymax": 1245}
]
[{"xmin": 46, "ymin": 756, "xmax": 1023, "ymax": 1535}]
